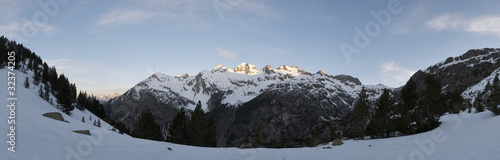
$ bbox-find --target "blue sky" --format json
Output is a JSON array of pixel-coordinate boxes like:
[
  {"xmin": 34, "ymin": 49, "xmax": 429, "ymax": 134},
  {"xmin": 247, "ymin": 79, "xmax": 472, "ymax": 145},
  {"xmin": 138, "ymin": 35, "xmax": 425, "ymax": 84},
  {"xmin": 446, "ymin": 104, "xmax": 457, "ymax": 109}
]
[{"xmin": 1, "ymin": 0, "xmax": 500, "ymax": 95}]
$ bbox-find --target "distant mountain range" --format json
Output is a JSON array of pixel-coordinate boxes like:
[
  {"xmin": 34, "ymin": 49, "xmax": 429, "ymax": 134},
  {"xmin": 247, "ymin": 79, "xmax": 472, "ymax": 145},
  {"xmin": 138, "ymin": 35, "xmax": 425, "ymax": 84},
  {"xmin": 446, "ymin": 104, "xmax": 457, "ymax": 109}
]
[{"xmin": 96, "ymin": 93, "xmax": 121, "ymax": 103}]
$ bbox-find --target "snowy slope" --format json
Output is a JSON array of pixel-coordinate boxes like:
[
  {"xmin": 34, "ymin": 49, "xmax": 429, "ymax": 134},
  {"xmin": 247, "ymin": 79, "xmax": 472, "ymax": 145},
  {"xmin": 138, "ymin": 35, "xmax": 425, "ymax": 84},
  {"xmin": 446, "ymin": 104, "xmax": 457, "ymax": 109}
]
[{"xmin": 3, "ymin": 68, "xmax": 500, "ymax": 160}]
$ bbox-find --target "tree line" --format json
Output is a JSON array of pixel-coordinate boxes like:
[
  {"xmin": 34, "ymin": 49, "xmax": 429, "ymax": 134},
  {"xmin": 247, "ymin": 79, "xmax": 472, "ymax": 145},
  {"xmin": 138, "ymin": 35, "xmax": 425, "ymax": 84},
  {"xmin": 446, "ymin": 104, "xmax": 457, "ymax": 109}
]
[
  {"xmin": 345, "ymin": 73, "xmax": 499, "ymax": 140},
  {"xmin": 129, "ymin": 101, "xmax": 217, "ymax": 147}
]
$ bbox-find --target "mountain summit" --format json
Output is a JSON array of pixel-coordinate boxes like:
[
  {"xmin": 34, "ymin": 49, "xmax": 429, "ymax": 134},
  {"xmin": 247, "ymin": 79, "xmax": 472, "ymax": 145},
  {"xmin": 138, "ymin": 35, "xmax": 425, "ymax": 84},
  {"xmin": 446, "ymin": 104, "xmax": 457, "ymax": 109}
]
[{"xmin": 213, "ymin": 63, "xmax": 308, "ymax": 76}]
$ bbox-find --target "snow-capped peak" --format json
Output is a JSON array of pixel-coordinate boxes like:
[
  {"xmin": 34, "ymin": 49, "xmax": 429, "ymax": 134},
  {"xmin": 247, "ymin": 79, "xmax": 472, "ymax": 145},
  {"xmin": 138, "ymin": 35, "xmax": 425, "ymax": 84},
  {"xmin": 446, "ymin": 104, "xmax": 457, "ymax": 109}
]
[
  {"xmin": 212, "ymin": 63, "xmax": 234, "ymax": 73},
  {"xmin": 233, "ymin": 63, "xmax": 261, "ymax": 75},
  {"xmin": 276, "ymin": 65, "xmax": 305, "ymax": 76},
  {"xmin": 215, "ymin": 63, "xmax": 222, "ymax": 68},
  {"xmin": 317, "ymin": 70, "xmax": 327, "ymax": 76},
  {"xmin": 262, "ymin": 65, "xmax": 275, "ymax": 74}
]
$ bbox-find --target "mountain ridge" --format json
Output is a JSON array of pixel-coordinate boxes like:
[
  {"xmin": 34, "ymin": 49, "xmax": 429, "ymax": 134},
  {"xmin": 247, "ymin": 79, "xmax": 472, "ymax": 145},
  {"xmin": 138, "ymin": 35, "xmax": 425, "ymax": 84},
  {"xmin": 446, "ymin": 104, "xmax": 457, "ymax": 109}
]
[{"xmin": 105, "ymin": 62, "xmax": 388, "ymax": 147}]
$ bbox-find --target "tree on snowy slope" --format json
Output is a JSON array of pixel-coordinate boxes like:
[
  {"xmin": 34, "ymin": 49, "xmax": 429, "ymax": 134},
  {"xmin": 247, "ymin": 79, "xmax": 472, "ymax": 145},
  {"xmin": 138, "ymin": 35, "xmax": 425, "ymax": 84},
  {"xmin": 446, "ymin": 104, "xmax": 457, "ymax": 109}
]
[
  {"xmin": 132, "ymin": 110, "xmax": 164, "ymax": 141},
  {"xmin": 395, "ymin": 78, "xmax": 419, "ymax": 135},
  {"xmin": 76, "ymin": 91, "xmax": 106, "ymax": 118},
  {"xmin": 168, "ymin": 107, "xmax": 188, "ymax": 144},
  {"xmin": 345, "ymin": 86, "xmax": 370, "ymax": 139},
  {"xmin": 367, "ymin": 89, "xmax": 394, "ymax": 138},
  {"xmin": 487, "ymin": 74, "xmax": 500, "ymax": 115},
  {"xmin": 168, "ymin": 101, "xmax": 217, "ymax": 147},
  {"xmin": 24, "ymin": 77, "xmax": 30, "ymax": 88},
  {"xmin": 415, "ymin": 74, "xmax": 444, "ymax": 133},
  {"xmin": 57, "ymin": 74, "xmax": 74, "ymax": 115},
  {"xmin": 204, "ymin": 116, "xmax": 217, "ymax": 147}
]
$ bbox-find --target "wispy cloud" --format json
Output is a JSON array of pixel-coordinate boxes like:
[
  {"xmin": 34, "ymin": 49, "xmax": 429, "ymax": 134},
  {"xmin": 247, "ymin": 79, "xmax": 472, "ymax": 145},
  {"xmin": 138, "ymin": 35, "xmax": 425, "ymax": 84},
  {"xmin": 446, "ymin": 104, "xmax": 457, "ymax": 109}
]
[
  {"xmin": 380, "ymin": 61, "xmax": 416, "ymax": 87},
  {"xmin": 216, "ymin": 47, "xmax": 239, "ymax": 60},
  {"xmin": 98, "ymin": 9, "xmax": 157, "ymax": 27},
  {"xmin": 427, "ymin": 14, "xmax": 500, "ymax": 37},
  {"xmin": 90, "ymin": 0, "xmax": 279, "ymax": 32},
  {"xmin": 90, "ymin": 8, "xmax": 157, "ymax": 32},
  {"xmin": 45, "ymin": 59, "xmax": 73, "ymax": 69},
  {"xmin": 0, "ymin": 21, "xmax": 56, "ymax": 41}
]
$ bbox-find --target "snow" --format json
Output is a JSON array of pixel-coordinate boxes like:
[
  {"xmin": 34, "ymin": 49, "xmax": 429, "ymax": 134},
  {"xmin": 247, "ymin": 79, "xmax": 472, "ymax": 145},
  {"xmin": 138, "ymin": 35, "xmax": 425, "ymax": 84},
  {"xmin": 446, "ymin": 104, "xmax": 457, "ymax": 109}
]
[
  {"xmin": 275, "ymin": 65, "xmax": 303, "ymax": 76},
  {"xmin": 233, "ymin": 63, "xmax": 261, "ymax": 75},
  {"xmin": 2, "ymin": 68, "xmax": 500, "ymax": 160},
  {"xmin": 129, "ymin": 63, "xmax": 378, "ymax": 111},
  {"xmin": 425, "ymin": 49, "xmax": 499, "ymax": 73},
  {"xmin": 462, "ymin": 67, "xmax": 500, "ymax": 101}
]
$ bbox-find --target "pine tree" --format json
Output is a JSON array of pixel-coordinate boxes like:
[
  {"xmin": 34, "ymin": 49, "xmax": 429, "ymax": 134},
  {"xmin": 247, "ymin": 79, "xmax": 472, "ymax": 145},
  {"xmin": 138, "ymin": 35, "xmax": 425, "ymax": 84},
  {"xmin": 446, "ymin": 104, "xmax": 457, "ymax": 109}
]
[
  {"xmin": 474, "ymin": 94, "xmax": 485, "ymax": 112},
  {"xmin": 44, "ymin": 84, "xmax": 50, "ymax": 101},
  {"xmin": 42, "ymin": 62, "xmax": 49, "ymax": 84},
  {"xmin": 395, "ymin": 78, "xmax": 418, "ymax": 135},
  {"xmin": 187, "ymin": 101, "xmax": 206, "ymax": 146},
  {"xmin": 38, "ymin": 86, "xmax": 44, "ymax": 98},
  {"xmin": 33, "ymin": 71, "xmax": 41, "ymax": 86},
  {"xmin": 204, "ymin": 116, "xmax": 217, "ymax": 147},
  {"xmin": 415, "ymin": 74, "xmax": 444, "ymax": 132},
  {"xmin": 24, "ymin": 77, "xmax": 30, "ymax": 89},
  {"xmin": 132, "ymin": 110, "xmax": 163, "ymax": 141},
  {"xmin": 367, "ymin": 89, "xmax": 393, "ymax": 138},
  {"xmin": 448, "ymin": 89, "xmax": 464, "ymax": 114},
  {"xmin": 57, "ymin": 75, "xmax": 74, "ymax": 115},
  {"xmin": 487, "ymin": 74, "xmax": 500, "ymax": 115},
  {"xmin": 346, "ymin": 86, "xmax": 370, "ymax": 139},
  {"xmin": 168, "ymin": 108, "xmax": 188, "ymax": 144},
  {"xmin": 82, "ymin": 116, "xmax": 85, "ymax": 123},
  {"xmin": 114, "ymin": 122, "xmax": 130, "ymax": 135},
  {"xmin": 27, "ymin": 58, "xmax": 33, "ymax": 70}
]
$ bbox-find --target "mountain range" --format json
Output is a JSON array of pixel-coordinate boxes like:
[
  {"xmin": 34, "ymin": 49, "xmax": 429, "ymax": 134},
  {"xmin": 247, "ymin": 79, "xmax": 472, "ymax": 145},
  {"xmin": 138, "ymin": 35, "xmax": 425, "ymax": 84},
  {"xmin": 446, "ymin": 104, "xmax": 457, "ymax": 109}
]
[
  {"xmin": 104, "ymin": 48, "xmax": 500, "ymax": 147},
  {"xmin": 105, "ymin": 62, "xmax": 391, "ymax": 146}
]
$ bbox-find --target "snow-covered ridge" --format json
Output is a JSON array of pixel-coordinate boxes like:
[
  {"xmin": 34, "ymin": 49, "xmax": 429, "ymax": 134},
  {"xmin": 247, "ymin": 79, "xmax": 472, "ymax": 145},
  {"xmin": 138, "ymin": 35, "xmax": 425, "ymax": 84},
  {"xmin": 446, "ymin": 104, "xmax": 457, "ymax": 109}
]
[
  {"xmin": 126, "ymin": 63, "xmax": 384, "ymax": 111},
  {"xmin": 213, "ymin": 63, "xmax": 307, "ymax": 76},
  {"xmin": 426, "ymin": 48, "xmax": 500, "ymax": 73}
]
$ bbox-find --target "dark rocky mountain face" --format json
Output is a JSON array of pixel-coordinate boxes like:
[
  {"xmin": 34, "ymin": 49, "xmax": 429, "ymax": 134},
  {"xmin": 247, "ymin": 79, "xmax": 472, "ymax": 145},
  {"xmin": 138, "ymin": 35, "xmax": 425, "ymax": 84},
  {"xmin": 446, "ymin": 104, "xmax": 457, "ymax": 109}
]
[
  {"xmin": 412, "ymin": 48, "xmax": 500, "ymax": 96},
  {"xmin": 222, "ymin": 89, "xmax": 348, "ymax": 147},
  {"xmin": 104, "ymin": 87, "xmax": 194, "ymax": 132}
]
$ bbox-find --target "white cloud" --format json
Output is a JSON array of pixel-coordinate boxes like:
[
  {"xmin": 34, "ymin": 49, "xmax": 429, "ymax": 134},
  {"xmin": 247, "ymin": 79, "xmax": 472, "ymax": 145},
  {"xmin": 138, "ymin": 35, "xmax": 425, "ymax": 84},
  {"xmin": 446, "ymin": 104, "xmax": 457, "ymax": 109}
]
[
  {"xmin": 98, "ymin": 8, "xmax": 157, "ymax": 27},
  {"xmin": 427, "ymin": 14, "xmax": 500, "ymax": 37},
  {"xmin": 216, "ymin": 47, "xmax": 239, "ymax": 60},
  {"xmin": 380, "ymin": 61, "xmax": 416, "ymax": 87},
  {"xmin": 466, "ymin": 17, "xmax": 500, "ymax": 36},
  {"xmin": 0, "ymin": 21, "xmax": 56, "ymax": 42}
]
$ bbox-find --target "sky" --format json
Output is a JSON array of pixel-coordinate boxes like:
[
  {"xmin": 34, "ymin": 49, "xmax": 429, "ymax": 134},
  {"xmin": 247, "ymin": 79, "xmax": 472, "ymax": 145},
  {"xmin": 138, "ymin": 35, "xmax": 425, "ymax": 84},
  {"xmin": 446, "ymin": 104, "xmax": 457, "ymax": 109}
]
[{"xmin": 1, "ymin": 0, "xmax": 500, "ymax": 95}]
